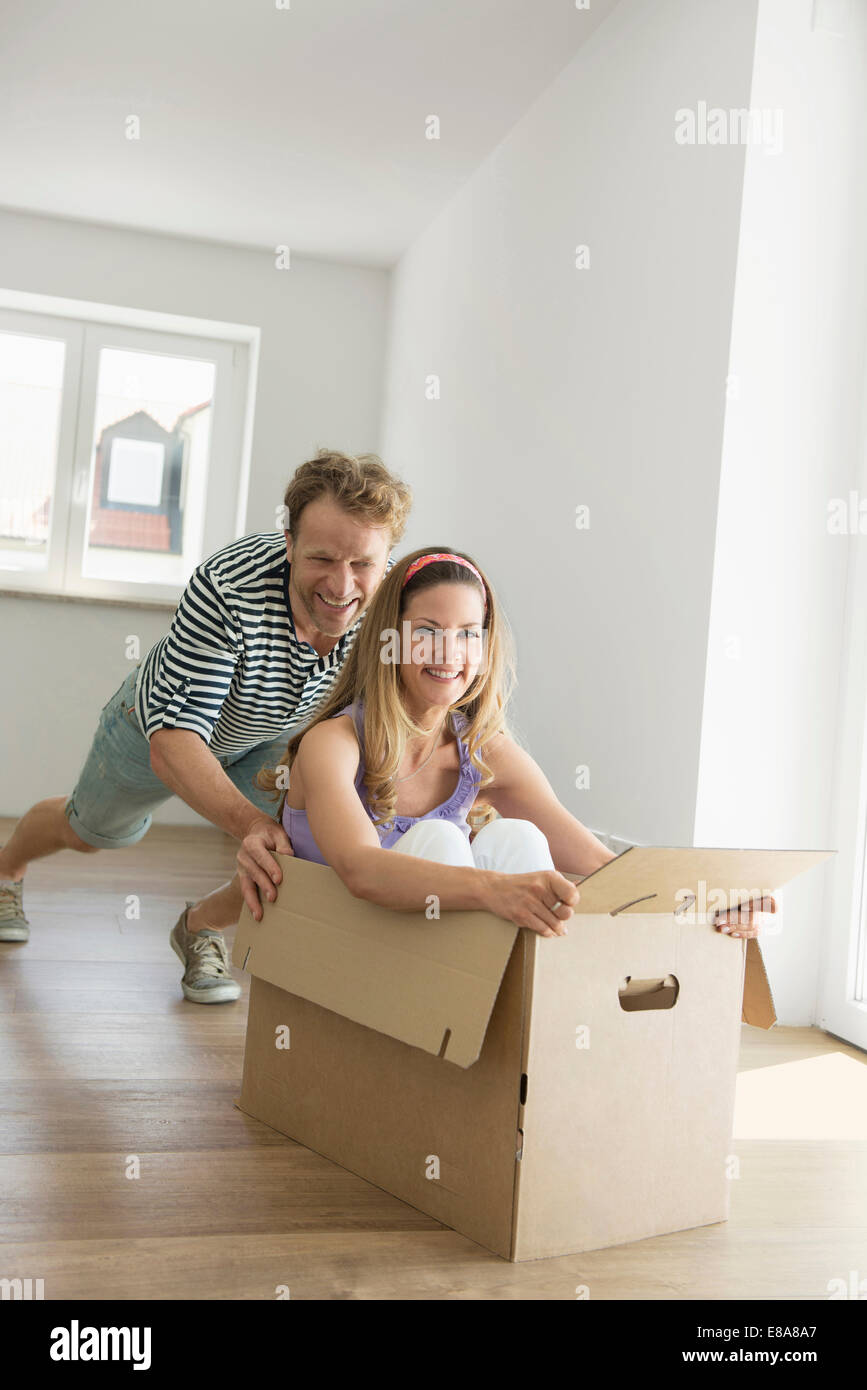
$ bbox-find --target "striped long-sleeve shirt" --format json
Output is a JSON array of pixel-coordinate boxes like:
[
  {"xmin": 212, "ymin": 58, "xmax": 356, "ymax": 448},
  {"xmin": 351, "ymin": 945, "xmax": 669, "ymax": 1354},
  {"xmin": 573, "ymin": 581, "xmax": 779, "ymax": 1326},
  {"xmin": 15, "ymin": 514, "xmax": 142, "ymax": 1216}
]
[{"xmin": 134, "ymin": 531, "xmax": 393, "ymax": 757}]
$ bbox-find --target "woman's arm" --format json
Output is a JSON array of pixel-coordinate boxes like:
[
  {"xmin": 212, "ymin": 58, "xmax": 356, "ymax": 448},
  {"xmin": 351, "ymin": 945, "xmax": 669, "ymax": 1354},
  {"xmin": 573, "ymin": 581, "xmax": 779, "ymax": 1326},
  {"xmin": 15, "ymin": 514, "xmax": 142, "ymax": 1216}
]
[
  {"xmin": 481, "ymin": 732, "xmax": 617, "ymax": 876},
  {"xmin": 297, "ymin": 720, "xmax": 496, "ymax": 911},
  {"xmin": 296, "ymin": 720, "xmax": 578, "ymax": 933}
]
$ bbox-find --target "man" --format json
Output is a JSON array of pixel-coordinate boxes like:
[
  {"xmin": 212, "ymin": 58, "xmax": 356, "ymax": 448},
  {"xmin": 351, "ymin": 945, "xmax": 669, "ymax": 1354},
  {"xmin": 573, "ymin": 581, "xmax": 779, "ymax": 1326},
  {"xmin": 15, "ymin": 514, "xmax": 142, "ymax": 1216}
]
[{"xmin": 0, "ymin": 450, "xmax": 411, "ymax": 1002}]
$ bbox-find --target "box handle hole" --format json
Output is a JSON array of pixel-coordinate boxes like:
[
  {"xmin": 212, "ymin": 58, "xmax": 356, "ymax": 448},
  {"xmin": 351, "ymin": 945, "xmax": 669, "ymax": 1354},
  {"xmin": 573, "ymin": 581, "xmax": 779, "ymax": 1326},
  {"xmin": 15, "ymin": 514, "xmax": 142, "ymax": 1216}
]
[{"xmin": 618, "ymin": 974, "xmax": 680, "ymax": 1011}]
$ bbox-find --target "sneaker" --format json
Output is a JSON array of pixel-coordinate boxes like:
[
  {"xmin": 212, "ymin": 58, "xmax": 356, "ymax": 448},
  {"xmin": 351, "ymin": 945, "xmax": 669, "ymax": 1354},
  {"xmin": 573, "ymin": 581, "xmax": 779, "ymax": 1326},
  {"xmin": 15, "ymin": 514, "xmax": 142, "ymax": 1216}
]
[
  {"xmin": 169, "ymin": 901, "xmax": 241, "ymax": 1004},
  {"xmin": 0, "ymin": 873, "xmax": 29, "ymax": 942}
]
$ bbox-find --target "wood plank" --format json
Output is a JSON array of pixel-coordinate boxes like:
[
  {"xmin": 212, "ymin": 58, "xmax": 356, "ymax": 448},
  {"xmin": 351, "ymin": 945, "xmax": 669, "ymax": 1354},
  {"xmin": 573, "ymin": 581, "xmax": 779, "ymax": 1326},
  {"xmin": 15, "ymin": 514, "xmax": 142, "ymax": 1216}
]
[
  {"xmin": 12, "ymin": 986, "xmax": 245, "ymax": 1015},
  {"xmin": 0, "ymin": 961, "xmax": 195, "ymax": 989},
  {"xmin": 0, "ymin": 1014, "xmax": 247, "ymax": 1081},
  {"xmin": 0, "ymin": 1081, "xmax": 285, "ymax": 1153},
  {"xmin": 0, "ymin": 1148, "xmax": 441, "ymax": 1243}
]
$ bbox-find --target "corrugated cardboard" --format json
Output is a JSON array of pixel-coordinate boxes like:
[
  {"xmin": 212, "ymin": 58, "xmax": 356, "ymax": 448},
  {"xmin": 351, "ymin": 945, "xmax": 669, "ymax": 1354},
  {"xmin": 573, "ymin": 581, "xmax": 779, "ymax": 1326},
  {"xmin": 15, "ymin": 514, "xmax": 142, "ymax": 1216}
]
[{"xmin": 233, "ymin": 845, "xmax": 832, "ymax": 1260}]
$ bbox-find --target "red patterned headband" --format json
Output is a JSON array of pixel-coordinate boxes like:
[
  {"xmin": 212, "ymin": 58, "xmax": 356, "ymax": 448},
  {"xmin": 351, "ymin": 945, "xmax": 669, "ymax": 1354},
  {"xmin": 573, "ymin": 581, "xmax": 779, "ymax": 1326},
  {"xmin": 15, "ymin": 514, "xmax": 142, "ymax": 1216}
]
[{"xmin": 402, "ymin": 552, "xmax": 487, "ymax": 612}]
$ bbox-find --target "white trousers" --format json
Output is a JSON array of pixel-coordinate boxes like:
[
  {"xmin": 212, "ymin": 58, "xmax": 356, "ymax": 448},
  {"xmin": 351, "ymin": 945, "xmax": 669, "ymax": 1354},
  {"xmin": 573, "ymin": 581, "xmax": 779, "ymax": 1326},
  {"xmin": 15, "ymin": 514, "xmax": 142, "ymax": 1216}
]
[{"xmin": 391, "ymin": 817, "xmax": 555, "ymax": 873}]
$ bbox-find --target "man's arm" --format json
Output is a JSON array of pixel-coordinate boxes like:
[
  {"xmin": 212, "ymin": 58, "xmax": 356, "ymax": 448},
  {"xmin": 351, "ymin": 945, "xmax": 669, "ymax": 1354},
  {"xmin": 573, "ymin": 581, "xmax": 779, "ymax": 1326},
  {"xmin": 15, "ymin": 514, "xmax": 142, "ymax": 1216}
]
[
  {"xmin": 140, "ymin": 565, "xmax": 242, "ymax": 747},
  {"xmin": 149, "ymin": 728, "xmax": 275, "ymax": 841},
  {"xmin": 150, "ymin": 728, "xmax": 294, "ymax": 909},
  {"xmin": 142, "ymin": 558, "xmax": 295, "ymax": 903}
]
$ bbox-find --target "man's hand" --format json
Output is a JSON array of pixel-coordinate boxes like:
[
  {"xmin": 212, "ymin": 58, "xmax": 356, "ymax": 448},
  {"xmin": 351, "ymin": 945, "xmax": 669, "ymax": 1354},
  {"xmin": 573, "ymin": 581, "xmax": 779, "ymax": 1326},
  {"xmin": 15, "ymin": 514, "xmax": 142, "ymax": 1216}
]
[
  {"xmin": 712, "ymin": 894, "xmax": 777, "ymax": 939},
  {"xmin": 237, "ymin": 817, "xmax": 295, "ymax": 922}
]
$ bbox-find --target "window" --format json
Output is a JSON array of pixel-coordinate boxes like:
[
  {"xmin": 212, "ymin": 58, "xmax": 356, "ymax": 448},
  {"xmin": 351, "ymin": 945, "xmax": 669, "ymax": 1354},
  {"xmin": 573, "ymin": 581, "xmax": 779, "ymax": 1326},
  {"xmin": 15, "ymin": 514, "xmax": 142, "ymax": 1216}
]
[{"xmin": 0, "ymin": 305, "xmax": 252, "ymax": 603}]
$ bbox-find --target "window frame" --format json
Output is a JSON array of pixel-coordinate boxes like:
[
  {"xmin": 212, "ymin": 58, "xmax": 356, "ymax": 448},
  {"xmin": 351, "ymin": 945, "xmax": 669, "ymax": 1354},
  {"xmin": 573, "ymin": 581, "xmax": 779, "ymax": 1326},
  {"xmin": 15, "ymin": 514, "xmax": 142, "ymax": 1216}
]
[
  {"xmin": 0, "ymin": 306, "xmax": 84, "ymax": 595},
  {"xmin": 0, "ymin": 300, "xmax": 256, "ymax": 605}
]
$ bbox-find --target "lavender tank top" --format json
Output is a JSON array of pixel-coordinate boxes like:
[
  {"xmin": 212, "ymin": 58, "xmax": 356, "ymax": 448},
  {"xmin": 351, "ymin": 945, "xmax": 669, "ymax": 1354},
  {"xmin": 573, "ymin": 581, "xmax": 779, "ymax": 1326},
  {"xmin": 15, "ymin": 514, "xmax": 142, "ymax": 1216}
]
[{"xmin": 282, "ymin": 699, "xmax": 481, "ymax": 866}]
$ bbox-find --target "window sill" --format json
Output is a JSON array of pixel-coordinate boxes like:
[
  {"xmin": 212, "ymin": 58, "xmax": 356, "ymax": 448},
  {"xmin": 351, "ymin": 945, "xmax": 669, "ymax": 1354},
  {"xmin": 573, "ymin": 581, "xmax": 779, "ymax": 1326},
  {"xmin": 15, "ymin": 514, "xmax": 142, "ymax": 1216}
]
[{"xmin": 0, "ymin": 587, "xmax": 177, "ymax": 613}]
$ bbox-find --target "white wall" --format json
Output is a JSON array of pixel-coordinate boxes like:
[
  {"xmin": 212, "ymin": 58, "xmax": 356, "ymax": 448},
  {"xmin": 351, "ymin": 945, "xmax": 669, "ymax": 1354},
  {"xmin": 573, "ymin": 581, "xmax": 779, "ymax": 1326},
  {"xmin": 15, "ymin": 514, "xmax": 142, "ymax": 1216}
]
[
  {"xmin": 0, "ymin": 209, "xmax": 389, "ymax": 823},
  {"xmin": 695, "ymin": 0, "xmax": 867, "ymax": 1021},
  {"xmin": 379, "ymin": 0, "xmax": 867, "ymax": 1025},
  {"xmin": 380, "ymin": 0, "xmax": 760, "ymax": 851}
]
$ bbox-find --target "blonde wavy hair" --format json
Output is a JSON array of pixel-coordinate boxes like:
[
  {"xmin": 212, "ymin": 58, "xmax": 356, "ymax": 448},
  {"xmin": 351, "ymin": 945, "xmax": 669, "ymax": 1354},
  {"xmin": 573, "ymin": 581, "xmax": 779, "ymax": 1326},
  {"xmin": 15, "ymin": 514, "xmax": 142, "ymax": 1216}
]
[{"xmin": 257, "ymin": 547, "xmax": 517, "ymax": 833}]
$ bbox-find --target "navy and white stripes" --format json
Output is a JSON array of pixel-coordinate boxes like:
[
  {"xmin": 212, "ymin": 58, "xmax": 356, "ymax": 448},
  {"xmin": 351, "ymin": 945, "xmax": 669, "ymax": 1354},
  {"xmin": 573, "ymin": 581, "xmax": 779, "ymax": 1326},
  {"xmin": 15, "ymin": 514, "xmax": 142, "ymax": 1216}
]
[{"xmin": 135, "ymin": 531, "xmax": 389, "ymax": 757}]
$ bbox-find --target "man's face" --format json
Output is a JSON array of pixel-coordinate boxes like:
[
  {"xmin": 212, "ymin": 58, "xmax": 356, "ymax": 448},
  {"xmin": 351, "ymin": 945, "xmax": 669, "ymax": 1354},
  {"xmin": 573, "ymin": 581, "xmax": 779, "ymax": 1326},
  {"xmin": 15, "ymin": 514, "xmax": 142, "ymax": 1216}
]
[{"xmin": 285, "ymin": 494, "xmax": 392, "ymax": 641}]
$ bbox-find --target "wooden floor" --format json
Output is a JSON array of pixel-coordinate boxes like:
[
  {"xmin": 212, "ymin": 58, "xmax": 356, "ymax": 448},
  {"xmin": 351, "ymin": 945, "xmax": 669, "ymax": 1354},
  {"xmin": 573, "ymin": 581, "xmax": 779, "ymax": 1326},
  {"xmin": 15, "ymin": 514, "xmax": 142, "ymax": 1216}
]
[{"xmin": 1, "ymin": 819, "xmax": 865, "ymax": 1301}]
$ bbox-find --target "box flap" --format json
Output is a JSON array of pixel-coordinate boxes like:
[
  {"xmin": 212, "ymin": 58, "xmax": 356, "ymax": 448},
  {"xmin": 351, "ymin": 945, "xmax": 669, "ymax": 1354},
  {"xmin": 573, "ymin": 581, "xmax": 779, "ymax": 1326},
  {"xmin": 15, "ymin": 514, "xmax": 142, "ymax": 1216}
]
[
  {"xmin": 571, "ymin": 846, "xmax": 834, "ymax": 916},
  {"xmin": 232, "ymin": 854, "xmax": 518, "ymax": 1068},
  {"xmin": 742, "ymin": 936, "xmax": 777, "ymax": 1029},
  {"xmin": 570, "ymin": 846, "xmax": 834, "ymax": 1034}
]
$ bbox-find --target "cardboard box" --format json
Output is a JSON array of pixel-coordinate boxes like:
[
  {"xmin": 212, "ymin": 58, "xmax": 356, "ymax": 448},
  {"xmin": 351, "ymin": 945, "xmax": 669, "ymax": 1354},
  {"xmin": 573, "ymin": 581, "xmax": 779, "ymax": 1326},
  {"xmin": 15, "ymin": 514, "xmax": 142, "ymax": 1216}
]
[{"xmin": 233, "ymin": 845, "xmax": 832, "ymax": 1261}]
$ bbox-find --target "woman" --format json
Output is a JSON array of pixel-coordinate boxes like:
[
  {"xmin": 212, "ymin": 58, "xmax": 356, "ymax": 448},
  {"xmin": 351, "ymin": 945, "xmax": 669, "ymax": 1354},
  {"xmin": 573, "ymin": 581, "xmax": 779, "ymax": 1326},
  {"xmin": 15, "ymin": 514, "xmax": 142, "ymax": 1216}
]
[{"xmin": 249, "ymin": 548, "xmax": 772, "ymax": 939}]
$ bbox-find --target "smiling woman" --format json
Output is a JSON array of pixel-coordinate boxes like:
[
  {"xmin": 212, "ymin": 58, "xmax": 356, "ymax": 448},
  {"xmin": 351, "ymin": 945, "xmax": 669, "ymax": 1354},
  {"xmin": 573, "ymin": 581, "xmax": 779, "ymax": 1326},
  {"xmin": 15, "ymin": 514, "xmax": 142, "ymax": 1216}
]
[{"xmin": 248, "ymin": 545, "xmax": 616, "ymax": 937}]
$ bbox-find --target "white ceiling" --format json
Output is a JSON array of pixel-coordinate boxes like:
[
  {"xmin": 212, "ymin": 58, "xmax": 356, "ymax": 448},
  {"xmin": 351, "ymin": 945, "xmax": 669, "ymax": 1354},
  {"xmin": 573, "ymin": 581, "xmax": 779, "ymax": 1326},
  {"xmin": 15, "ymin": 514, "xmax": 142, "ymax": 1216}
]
[{"xmin": 0, "ymin": 0, "xmax": 619, "ymax": 267}]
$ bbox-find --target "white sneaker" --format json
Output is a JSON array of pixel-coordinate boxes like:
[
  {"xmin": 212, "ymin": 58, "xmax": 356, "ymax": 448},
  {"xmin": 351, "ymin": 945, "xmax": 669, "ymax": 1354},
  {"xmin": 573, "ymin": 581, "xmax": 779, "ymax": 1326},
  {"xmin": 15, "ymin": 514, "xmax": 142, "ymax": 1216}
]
[
  {"xmin": 169, "ymin": 902, "xmax": 241, "ymax": 1003},
  {"xmin": 0, "ymin": 864, "xmax": 29, "ymax": 942}
]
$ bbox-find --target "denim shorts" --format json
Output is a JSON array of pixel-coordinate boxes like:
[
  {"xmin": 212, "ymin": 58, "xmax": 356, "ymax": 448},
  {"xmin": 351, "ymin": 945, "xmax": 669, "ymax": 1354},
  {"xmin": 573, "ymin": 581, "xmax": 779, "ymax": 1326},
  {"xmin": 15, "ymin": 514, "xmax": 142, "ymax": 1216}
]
[{"xmin": 63, "ymin": 665, "xmax": 291, "ymax": 850}]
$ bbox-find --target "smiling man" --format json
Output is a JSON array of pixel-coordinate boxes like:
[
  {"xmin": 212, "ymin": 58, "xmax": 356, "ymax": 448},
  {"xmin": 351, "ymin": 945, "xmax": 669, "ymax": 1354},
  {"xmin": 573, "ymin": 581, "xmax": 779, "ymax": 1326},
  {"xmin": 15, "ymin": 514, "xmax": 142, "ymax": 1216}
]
[{"xmin": 0, "ymin": 450, "xmax": 411, "ymax": 1003}]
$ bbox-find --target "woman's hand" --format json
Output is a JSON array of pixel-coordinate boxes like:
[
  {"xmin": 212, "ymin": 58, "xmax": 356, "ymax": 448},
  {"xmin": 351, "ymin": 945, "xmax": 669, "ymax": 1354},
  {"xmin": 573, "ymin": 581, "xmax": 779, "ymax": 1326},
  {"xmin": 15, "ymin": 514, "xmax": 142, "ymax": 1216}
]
[
  {"xmin": 481, "ymin": 870, "xmax": 580, "ymax": 937},
  {"xmin": 712, "ymin": 894, "xmax": 777, "ymax": 939},
  {"xmin": 237, "ymin": 815, "xmax": 295, "ymax": 922}
]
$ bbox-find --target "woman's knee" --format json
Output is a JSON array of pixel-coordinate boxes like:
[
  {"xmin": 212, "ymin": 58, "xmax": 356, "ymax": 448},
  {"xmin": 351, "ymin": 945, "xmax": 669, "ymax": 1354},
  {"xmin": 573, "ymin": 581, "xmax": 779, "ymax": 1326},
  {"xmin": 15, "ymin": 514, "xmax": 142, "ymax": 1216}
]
[
  {"xmin": 474, "ymin": 817, "xmax": 548, "ymax": 847},
  {"xmin": 471, "ymin": 817, "xmax": 554, "ymax": 871},
  {"xmin": 394, "ymin": 818, "xmax": 475, "ymax": 865}
]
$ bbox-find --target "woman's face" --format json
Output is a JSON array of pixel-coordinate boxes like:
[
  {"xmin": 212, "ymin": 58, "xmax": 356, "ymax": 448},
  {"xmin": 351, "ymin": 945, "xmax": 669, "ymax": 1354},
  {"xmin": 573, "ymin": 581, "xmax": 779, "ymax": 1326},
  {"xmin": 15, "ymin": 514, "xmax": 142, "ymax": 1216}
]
[{"xmin": 397, "ymin": 581, "xmax": 487, "ymax": 720}]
